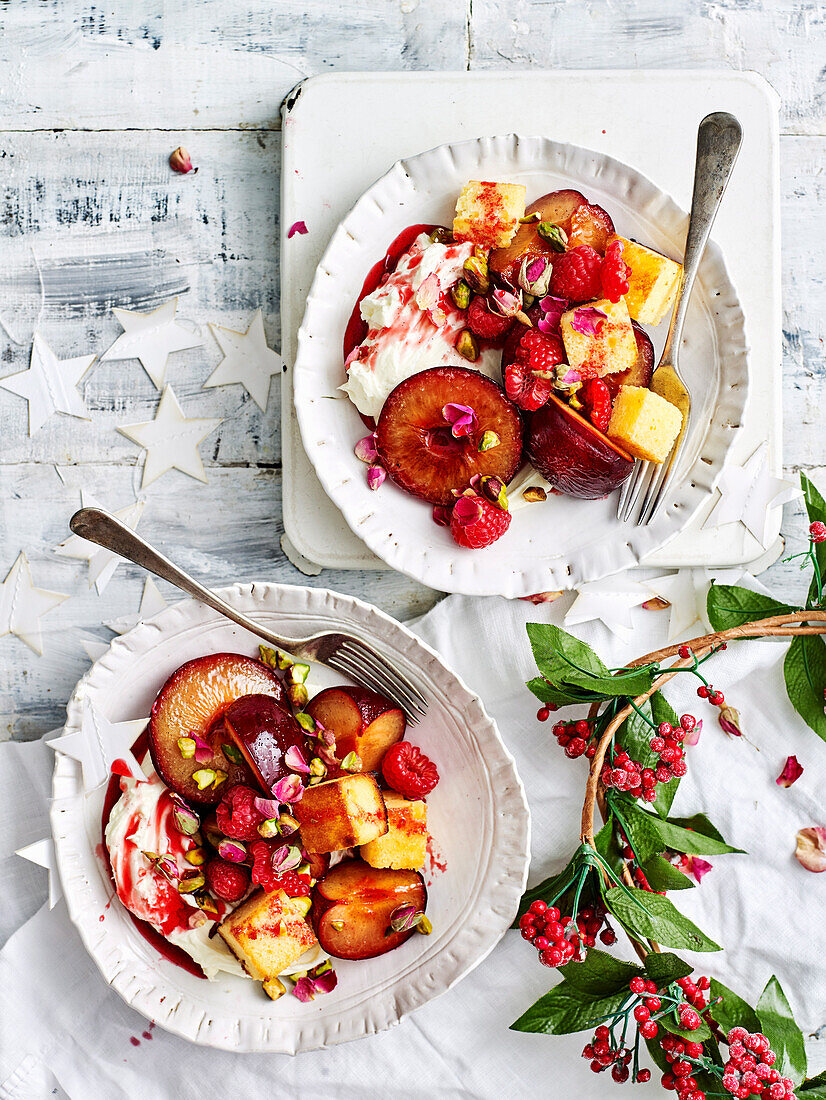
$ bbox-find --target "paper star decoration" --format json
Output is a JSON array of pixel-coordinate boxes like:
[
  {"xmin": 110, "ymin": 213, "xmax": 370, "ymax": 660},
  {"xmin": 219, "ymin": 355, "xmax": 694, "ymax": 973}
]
[
  {"xmin": 565, "ymin": 576, "xmax": 653, "ymax": 643},
  {"xmin": 100, "ymin": 298, "xmax": 204, "ymax": 390},
  {"xmin": 78, "ymin": 634, "xmax": 110, "ymax": 663},
  {"xmin": 104, "ymin": 577, "xmax": 168, "ymax": 634},
  {"xmin": 204, "ymin": 309, "xmax": 282, "ymax": 411},
  {"xmin": 117, "ymin": 385, "xmax": 221, "ymax": 488},
  {"xmin": 47, "ymin": 701, "xmax": 148, "ymax": 791},
  {"xmin": 643, "ymin": 568, "xmax": 746, "ymax": 642},
  {"xmin": 55, "ymin": 490, "xmax": 145, "ymax": 595},
  {"xmin": 0, "ymin": 552, "xmax": 68, "ymax": 655},
  {"xmin": 16, "ymin": 837, "xmax": 62, "ymax": 908},
  {"xmin": 702, "ymin": 443, "xmax": 801, "ymax": 547},
  {"xmin": 0, "ymin": 333, "xmax": 96, "ymax": 434}
]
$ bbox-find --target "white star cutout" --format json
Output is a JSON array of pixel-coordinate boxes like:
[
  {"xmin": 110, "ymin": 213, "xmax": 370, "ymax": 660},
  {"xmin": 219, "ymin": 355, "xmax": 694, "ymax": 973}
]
[
  {"xmin": 117, "ymin": 385, "xmax": 221, "ymax": 488},
  {"xmin": 47, "ymin": 701, "xmax": 149, "ymax": 791},
  {"xmin": 16, "ymin": 836, "xmax": 62, "ymax": 908},
  {"xmin": 565, "ymin": 576, "xmax": 653, "ymax": 643},
  {"xmin": 104, "ymin": 576, "xmax": 168, "ymax": 634},
  {"xmin": 0, "ymin": 333, "xmax": 96, "ymax": 434},
  {"xmin": 0, "ymin": 553, "xmax": 68, "ymax": 655},
  {"xmin": 100, "ymin": 298, "xmax": 204, "ymax": 390},
  {"xmin": 204, "ymin": 309, "xmax": 282, "ymax": 411},
  {"xmin": 55, "ymin": 490, "xmax": 145, "ymax": 595},
  {"xmin": 702, "ymin": 443, "xmax": 801, "ymax": 547},
  {"xmin": 78, "ymin": 634, "xmax": 110, "ymax": 662},
  {"xmin": 643, "ymin": 568, "xmax": 745, "ymax": 642}
]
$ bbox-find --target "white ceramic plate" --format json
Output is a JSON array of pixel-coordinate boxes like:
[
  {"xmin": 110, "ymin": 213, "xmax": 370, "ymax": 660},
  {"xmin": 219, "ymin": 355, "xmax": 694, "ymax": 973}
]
[
  {"xmin": 293, "ymin": 134, "xmax": 749, "ymax": 596},
  {"xmin": 50, "ymin": 583, "xmax": 530, "ymax": 1052}
]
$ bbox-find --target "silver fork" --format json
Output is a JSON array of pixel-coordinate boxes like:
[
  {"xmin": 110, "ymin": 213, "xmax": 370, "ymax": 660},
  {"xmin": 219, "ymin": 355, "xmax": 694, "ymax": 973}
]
[
  {"xmin": 617, "ymin": 111, "xmax": 742, "ymax": 526},
  {"xmin": 69, "ymin": 508, "xmax": 428, "ymax": 723}
]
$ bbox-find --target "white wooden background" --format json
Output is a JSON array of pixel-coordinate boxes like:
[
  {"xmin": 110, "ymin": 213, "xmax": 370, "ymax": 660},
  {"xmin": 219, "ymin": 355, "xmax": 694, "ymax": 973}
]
[{"xmin": 0, "ymin": 0, "xmax": 823, "ymax": 741}]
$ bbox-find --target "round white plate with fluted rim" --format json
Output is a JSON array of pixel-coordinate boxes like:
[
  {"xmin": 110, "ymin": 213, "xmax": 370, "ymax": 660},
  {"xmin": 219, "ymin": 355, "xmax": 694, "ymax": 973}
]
[
  {"xmin": 50, "ymin": 582, "xmax": 530, "ymax": 1053},
  {"xmin": 293, "ymin": 133, "xmax": 749, "ymax": 596}
]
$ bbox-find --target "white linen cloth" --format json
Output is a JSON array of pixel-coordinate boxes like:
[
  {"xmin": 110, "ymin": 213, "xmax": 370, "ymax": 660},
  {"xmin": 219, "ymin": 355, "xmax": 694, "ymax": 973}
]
[{"xmin": 1, "ymin": 592, "xmax": 825, "ymax": 1100}]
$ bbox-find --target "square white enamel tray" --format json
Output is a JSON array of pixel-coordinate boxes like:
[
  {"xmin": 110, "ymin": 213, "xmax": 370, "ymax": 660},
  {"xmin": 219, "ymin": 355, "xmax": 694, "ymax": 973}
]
[{"xmin": 280, "ymin": 70, "xmax": 781, "ymax": 577}]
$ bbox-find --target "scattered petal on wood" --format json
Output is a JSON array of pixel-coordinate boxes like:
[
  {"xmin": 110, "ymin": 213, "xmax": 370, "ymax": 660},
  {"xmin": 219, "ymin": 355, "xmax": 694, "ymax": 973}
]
[
  {"xmin": 795, "ymin": 826, "xmax": 826, "ymax": 872},
  {"xmin": 520, "ymin": 591, "xmax": 564, "ymax": 605},
  {"xmin": 776, "ymin": 755, "xmax": 803, "ymax": 788},
  {"xmin": 287, "ymin": 220, "xmax": 308, "ymax": 238}
]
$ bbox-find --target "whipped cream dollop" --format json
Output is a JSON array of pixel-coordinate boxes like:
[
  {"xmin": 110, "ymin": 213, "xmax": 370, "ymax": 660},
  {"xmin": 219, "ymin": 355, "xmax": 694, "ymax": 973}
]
[
  {"xmin": 106, "ymin": 772, "xmax": 327, "ymax": 981},
  {"xmin": 342, "ymin": 232, "xmax": 500, "ymax": 419}
]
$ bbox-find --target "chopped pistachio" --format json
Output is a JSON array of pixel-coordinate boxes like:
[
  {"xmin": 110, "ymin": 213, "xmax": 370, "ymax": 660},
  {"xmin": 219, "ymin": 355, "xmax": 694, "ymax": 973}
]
[
  {"xmin": 192, "ymin": 768, "xmax": 217, "ymax": 790},
  {"xmin": 537, "ymin": 222, "xmax": 568, "ymax": 252},
  {"xmin": 295, "ymin": 712, "xmax": 317, "ymax": 734},
  {"xmin": 340, "ymin": 751, "xmax": 362, "ymax": 773},
  {"xmin": 221, "ymin": 742, "xmax": 243, "ymax": 765},
  {"xmin": 177, "ymin": 736, "xmax": 196, "ymax": 759},
  {"xmin": 450, "ymin": 280, "xmax": 471, "ymax": 310},
  {"xmin": 522, "ymin": 486, "xmax": 548, "ymax": 503},
  {"xmin": 462, "ymin": 253, "xmax": 489, "ymax": 294},
  {"xmin": 416, "ymin": 915, "xmax": 433, "ymax": 935},
  {"xmin": 185, "ymin": 846, "xmax": 207, "ymax": 866},
  {"xmin": 178, "ymin": 871, "xmax": 206, "ymax": 894},
  {"xmin": 477, "ymin": 430, "xmax": 500, "ymax": 453},
  {"xmin": 287, "ymin": 662, "xmax": 310, "ymax": 685},
  {"xmin": 456, "ymin": 329, "xmax": 479, "ymax": 362}
]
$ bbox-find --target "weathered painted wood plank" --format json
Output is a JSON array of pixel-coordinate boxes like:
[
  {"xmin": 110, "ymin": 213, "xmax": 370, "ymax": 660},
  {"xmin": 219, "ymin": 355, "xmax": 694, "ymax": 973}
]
[{"xmin": 0, "ymin": 2, "xmax": 469, "ymax": 130}]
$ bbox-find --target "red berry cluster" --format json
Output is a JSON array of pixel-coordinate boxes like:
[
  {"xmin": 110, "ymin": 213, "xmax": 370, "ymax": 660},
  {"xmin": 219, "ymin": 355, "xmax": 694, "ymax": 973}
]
[
  {"xmin": 582, "ymin": 1025, "xmax": 638, "ymax": 1083},
  {"xmin": 551, "ymin": 718, "xmax": 597, "ymax": 760},
  {"xmin": 519, "ymin": 899, "xmax": 615, "ymax": 968},
  {"xmin": 721, "ymin": 1028, "xmax": 792, "ymax": 1099}
]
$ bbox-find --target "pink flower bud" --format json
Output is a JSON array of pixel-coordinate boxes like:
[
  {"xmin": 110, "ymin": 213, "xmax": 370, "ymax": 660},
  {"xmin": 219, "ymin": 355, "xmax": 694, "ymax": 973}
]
[
  {"xmin": 169, "ymin": 146, "xmax": 194, "ymax": 174},
  {"xmin": 366, "ymin": 465, "xmax": 386, "ymax": 491}
]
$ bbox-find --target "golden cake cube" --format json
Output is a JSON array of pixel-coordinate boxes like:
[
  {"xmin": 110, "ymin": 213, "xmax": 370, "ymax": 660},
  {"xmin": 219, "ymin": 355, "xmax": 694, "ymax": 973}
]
[
  {"xmin": 293, "ymin": 773, "xmax": 388, "ymax": 854},
  {"xmin": 608, "ymin": 235, "xmax": 682, "ymax": 326},
  {"xmin": 218, "ymin": 890, "xmax": 317, "ymax": 980},
  {"xmin": 607, "ymin": 385, "xmax": 683, "ymax": 463},
  {"xmin": 360, "ymin": 793, "xmax": 427, "ymax": 870},
  {"xmin": 453, "ymin": 180, "xmax": 526, "ymax": 250},
  {"xmin": 560, "ymin": 297, "xmax": 638, "ymax": 378}
]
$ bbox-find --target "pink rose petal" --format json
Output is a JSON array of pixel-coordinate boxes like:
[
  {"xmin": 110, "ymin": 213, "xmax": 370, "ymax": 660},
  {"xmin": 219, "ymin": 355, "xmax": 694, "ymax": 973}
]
[
  {"xmin": 311, "ymin": 969, "xmax": 338, "ymax": 995},
  {"xmin": 777, "ymin": 755, "xmax": 804, "ymax": 788},
  {"xmin": 432, "ymin": 505, "xmax": 451, "ymax": 528},
  {"xmin": 284, "ymin": 745, "xmax": 311, "ymax": 775},
  {"xmin": 344, "ymin": 347, "xmax": 359, "ymax": 370},
  {"xmin": 287, "ymin": 220, "xmax": 308, "ymax": 238},
  {"xmin": 687, "ymin": 856, "xmax": 713, "ymax": 883},
  {"xmin": 292, "ymin": 977, "xmax": 315, "ymax": 1002},
  {"xmin": 519, "ymin": 591, "xmax": 564, "ymax": 605},
  {"xmin": 442, "ymin": 402, "xmax": 477, "ymax": 439},
  {"xmin": 570, "ymin": 306, "xmax": 607, "ymax": 337},
  {"xmin": 253, "ymin": 797, "xmax": 281, "ymax": 818},
  {"xmin": 272, "ymin": 775, "xmax": 304, "ymax": 804},
  {"xmin": 189, "ymin": 732, "xmax": 213, "ymax": 764},
  {"xmin": 795, "ymin": 826, "xmax": 826, "ymax": 872},
  {"xmin": 451, "ymin": 495, "xmax": 483, "ymax": 527},
  {"xmin": 537, "ymin": 295, "xmax": 568, "ymax": 335},
  {"xmin": 354, "ymin": 434, "xmax": 378, "ymax": 464},
  {"xmin": 366, "ymin": 465, "xmax": 386, "ymax": 491}
]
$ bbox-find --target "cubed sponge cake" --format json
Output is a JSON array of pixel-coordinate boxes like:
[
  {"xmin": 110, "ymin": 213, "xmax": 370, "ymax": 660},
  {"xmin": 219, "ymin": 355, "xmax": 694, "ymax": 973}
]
[
  {"xmin": 453, "ymin": 180, "xmax": 526, "ymax": 250},
  {"xmin": 608, "ymin": 235, "xmax": 682, "ymax": 327},
  {"xmin": 218, "ymin": 890, "xmax": 317, "ymax": 980},
  {"xmin": 607, "ymin": 385, "xmax": 683, "ymax": 463},
  {"xmin": 360, "ymin": 793, "xmax": 427, "ymax": 870},
  {"xmin": 293, "ymin": 773, "xmax": 388, "ymax": 854},
  {"xmin": 560, "ymin": 297, "xmax": 638, "ymax": 378}
]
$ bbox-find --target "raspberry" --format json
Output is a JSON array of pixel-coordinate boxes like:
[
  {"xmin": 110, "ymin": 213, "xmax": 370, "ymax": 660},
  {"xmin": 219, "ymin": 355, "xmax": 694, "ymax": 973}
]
[
  {"xmin": 579, "ymin": 378, "xmax": 613, "ymax": 432},
  {"xmin": 810, "ymin": 520, "xmax": 826, "ymax": 543},
  {"xmin": 600, "ymin": 239, "xmax": 632, "ymax": 302},
  {"xmin": 248, "ymin": 840, "xmax": 311, "ymax": 896},
  {"xmin": 205, "ymin": 857, "xmax": 250, "ymax": 903},
  {"xmin": 503, "ymin": 329, "xmax": 564, "ymax": 410},
  {"xmin": 215, "ymin": 784, "xmax": 266, "ymax": 841},
  {"xmin": 549, "ymin": 245, "xmax": 603, "ymax": 301},
  {"xmin": 466, "ymin": 295, "xmax": 514, "ymax": 341},
  {"xmin": 382, "ymin": 740, "xmax": 439, "ymax": 798},
  {"xmin": 450, "ymin": 495, "xmax": 512, "ymax": 549}
]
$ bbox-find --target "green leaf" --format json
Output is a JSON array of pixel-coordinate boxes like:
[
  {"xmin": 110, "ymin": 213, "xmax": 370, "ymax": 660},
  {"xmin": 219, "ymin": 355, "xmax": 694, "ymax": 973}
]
[
  {"xmin": 756, "ymin": 975, "xmax": 807, "ymax": 1085},
  {"xmin": 643, "ymin": 951, "xmax": 693, "ymax": 984},
  {"xmin": 667, "ymin": 813, "xmax": 727, "ymax": 844},
  {"xmin": 558, "ymin": 947, "xmax": 641, "ymax": 996},
  {"xmin": 510, "ymin": 984, "xmax": 629, "ymax": 1035},
  {"xmin": 706, "ymin": 583, "xmax": 796, "ymax": 631},
  {"xmin": 616, "ymin": 700, "xmax": 657, "ymax": 768},
  {"xmin": 526, "ymin": 676, "xmax": 598, "ymax": 708},
  {"xmin": 800, "ymin": 1071, "xmax": 826, "ymax": 1097},
  {"xmin": 709, "ymin": 978, "xmax": 761, "ymax": 1036},
  {"xmin": 629, "ymin": 804, "xmax": 744, "ymax": 857},
  {"xmin": 784, "ymin": 634, "xmax": 826, "ymax": 742},
  {"xmin": 661, "ymin": 1015, "xmax": 713, "ymax": 1043},
  {"xmin": 525, "ymin": 623, "xmax": 656, "ymax": 697},
  {"xmin": 514, "ymin": 858, "xmax": 577, "ymax": 924},
  {"xmin": 604, "ymin": 887, "xmax": 721, "ymax": 952},
  {"xmin": 640, "ymin": 854, "xmax": 695, "ymax": 892},
  {"xmin": 609, "ymin": 795, "xmax": 670, "ymax": 864}
]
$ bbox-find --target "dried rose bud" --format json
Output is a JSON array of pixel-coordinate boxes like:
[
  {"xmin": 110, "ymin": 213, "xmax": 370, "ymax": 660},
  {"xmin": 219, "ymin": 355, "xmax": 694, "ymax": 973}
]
[
  {"xmin": 217, "ymin": 838, "xmax": 247, "ymax": 863},
  {"xmin": 354, "ymin": 434, "xmax": 379, "ymax": 464},
  {"xmin": 272, "ymin": 844, "xmax": 303, "ymax": 872},
  {"xmin": 490, "ymin": 285, "xmax": 523, "ymax": 319},
  {"xmin": 367, "ymin": 465, "xmax": 386, "ymax": 491},
  {"xmin": 456, "ymin": 329, "xmax": 479, "ymax": 362},
  {"xmin": 387, "ymin": 904, "xmax": 426, "ymax": 934},
  {"xmin": 450, "ymin": 280, "xmax": 471, "ymax": 310},
  {"xmin": 142, "ymin": 850, "xmax": 178, "ymax": 882},
  {"xmin": 522, "ymin": 486, "xmax": 547, "ymax": 503},
  {"xmin": 795, "ymin": 826, "xmax": 826, "ymax": 872},
  {"xmin": 169, "ymin": 146, "xmax": 194, "ymax": 174},
  {"xmin": 478, "ymin": 430, "xmax": 500, "ymax": 452},
  {"xmin": 171, "ymin": 796, "xmax": 200, "ymax": 836},
  {"xmin": 518, "ymin": 255, "xmax": 553, "ymax": 297},
  {"xmin": 717, "ymin": 705, "xmax": 742, "ymax": 738},
  {"xmin": 537, "ymin": 222, "xmax": 567, "ymax": 252},
  {"xmin": 463, "ymin": 254, "xmax": 489, "ymax": 294}
]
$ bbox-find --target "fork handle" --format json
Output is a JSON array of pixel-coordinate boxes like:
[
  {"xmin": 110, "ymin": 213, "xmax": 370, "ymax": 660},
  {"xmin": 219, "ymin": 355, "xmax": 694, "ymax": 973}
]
[
  {"xmin": 660, "ymin": 112, "xmax": 742, "ymax": 365},
  {"xmin": 69, "ymin": 507, "xmax": 298, "ymax": 654}
]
